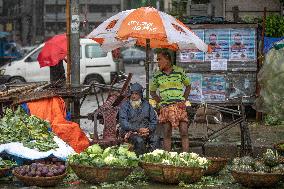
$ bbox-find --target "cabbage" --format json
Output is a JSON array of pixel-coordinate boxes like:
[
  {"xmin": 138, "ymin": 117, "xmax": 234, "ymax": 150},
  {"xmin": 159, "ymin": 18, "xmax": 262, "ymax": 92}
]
[{"xmin": 86, "ymin": 144, "xmax": 103, "ymax": 155}]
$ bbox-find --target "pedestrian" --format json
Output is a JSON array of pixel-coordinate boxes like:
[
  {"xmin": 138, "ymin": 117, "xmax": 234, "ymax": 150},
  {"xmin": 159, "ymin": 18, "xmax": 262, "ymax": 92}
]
[
  {"xmin": 150, "ymin": 50, "xmax": 191, "ymax": 152},
  {"xmin": 50, "ymin": 59, "xmax": 66, "ymax": 86},
  {"xmin": 119, "ymin": 82, "xmax": 159, "ymax": 155}
]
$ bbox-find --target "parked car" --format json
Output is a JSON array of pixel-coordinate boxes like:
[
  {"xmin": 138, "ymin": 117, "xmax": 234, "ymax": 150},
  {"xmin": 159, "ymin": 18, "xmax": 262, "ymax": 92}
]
[
  {"xmin": 20, "ymin": 45, "xmax": 38, "ymax": 56},
  {"xmin": 1, "ymin": 38, "xmax": 126, "ymax": 85},
  {"xmin": 121, "ymin": 48, "xmax": 146, "ymax": 66}
]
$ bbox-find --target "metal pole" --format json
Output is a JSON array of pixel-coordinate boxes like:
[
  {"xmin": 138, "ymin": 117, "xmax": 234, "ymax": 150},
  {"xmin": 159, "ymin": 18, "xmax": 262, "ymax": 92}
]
[
  {"xmin": 70, "ymin": 0, "xmax": 80, "ymax": 124},
  {"xmin": 145, "ymin": 39, "xmax": 150, "ymax": 100},
  {"xmin": 66, "ymin": 0, "xmax": 71, "ymax": 86},
  {"xmin": 70, "ymin": 0, "xmax": 80, "ymax": 87}
]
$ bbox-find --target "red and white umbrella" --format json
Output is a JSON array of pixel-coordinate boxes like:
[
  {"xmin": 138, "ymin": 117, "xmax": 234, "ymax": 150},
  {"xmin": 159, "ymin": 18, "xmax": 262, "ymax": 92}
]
[
  {"xmin": 87, "ymin": 7, "xmax": 210, "ymax": 52},
  {"xmin": 87, "ymin": 7, "xmax": 210, "ymax": 98}
]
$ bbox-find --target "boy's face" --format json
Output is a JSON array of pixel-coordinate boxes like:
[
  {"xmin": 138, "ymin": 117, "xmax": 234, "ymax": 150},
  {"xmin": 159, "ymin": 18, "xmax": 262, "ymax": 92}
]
[{"xmin": 157, "ymin": 53, "xmax": 171, "ymax": 71}]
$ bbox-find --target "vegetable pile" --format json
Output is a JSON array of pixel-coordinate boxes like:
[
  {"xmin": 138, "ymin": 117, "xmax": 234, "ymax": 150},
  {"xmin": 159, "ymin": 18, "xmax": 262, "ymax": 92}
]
[
  {"xmin": 141, "ymin": 150, "xmax": 210, "ymax": 169},
  {"xmin": 14, "ymin": 162, "xmax": 66, "ymax": 177},
  {"xmin": 0, "ymin": 107, "xmax": 58, "ymax": 151},
  {"xmin": 232, "ymin": 149, "xmax": 284, "ymax": 173},
  {"xmin": 0, "ymin": 157, "xmax": 17, "ymax": 169},
  {"xmin": 68, "ymin": 144, "xmax": 139, "ymax": 168}
]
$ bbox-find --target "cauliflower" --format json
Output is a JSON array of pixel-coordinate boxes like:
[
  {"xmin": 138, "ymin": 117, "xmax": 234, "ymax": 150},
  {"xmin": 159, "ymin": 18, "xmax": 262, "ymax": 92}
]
[
  {"xmin": 179, "ymin": 152, "xmax": 188, "ymax": 157},
  {"xmin": 197, "ymin": 157, "xmax": 208, "ymax": 166},
  {"xmin": 189, "ymin": 152, "xmax": 199, "ymax": 159},
  {"xmin": 152, "ymin": 149, "xmax": 165, "ymax": 156},
  {"xmin": 169, "ymin": 152, "xmax": 178, "ymax": 158}
]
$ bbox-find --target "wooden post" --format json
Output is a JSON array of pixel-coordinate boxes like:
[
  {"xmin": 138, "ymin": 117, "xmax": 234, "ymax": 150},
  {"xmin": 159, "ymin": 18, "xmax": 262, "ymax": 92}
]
[
  {"xmin": 66, "ymin": 0, "xmax": 71, "ymax": 87},
  {"xmin": 256, "ymin": 7, "xmax": 266, "ymax": 121}
]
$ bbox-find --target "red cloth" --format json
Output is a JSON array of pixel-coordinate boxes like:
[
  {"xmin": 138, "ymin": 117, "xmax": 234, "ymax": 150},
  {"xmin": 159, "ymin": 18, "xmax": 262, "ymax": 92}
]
[
  {"xmin": 37, "ymin": 34, "xmax": 67, "ymax": 67},
  {"xmin": 27, "ymin": 97, "xmax": 90, "ymax": 153}
]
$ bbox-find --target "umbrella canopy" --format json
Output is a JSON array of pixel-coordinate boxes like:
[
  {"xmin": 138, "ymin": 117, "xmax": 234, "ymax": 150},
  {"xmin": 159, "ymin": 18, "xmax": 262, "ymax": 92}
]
[
  {"xmin": 37, "ymin": 34, "xmax": 67, "ymax": 67},
  {"xmin": 87, "ymin": 7, "xmax": 210, "ymax": 52}
]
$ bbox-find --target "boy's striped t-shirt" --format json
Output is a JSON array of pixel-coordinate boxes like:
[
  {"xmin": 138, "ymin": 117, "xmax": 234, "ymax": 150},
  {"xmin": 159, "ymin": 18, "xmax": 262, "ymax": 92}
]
[{"xmin": 150, "ymin": 65, "xmax": 190, "ymax": 106}]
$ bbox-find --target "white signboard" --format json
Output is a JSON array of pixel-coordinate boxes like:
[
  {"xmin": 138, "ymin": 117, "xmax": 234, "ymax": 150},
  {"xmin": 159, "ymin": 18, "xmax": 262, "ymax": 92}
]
[
  {"xmin": 71, "ymin": 15, "xmax": 80, "ymax": 33},
  {"xmin": 210, "ymin": 59, "xmax": 227, "ymax": 71}
]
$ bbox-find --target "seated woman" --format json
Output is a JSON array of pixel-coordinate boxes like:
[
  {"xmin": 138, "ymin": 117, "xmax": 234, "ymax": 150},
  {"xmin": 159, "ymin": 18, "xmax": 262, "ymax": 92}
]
[{"xmin": 119, "ymin": 82, "xmax": 159, "ymax": 155}]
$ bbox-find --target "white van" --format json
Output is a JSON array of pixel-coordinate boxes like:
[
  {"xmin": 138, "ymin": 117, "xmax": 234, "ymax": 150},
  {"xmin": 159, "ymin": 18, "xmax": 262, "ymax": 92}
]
[{"xmin": 1, "ymin": 38, "xmax": 125, "ymax": 85}]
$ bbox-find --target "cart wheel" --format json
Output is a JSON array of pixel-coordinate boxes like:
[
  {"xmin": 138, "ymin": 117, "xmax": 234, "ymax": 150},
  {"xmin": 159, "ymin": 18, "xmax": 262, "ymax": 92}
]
[{"xmin": 85, "ymin": 76, "xmax": 104, "ymax": 93}]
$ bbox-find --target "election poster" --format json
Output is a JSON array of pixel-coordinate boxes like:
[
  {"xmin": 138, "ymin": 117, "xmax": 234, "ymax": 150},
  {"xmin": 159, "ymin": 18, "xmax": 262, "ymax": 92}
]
[
  {"xmin": 205, "ymin": 29, "xmax": 230, "ymax": 60},
  {"xmin": 187, "ymin": 73, "xmax": 203, "ymax": 102},
  {"xmin": 229, "ymin": 28, "xmax": 256, "ymax": 61},
  {"xmin": 202, "ymin": 75, "xmax": 226, "ymax": 102},
  {"xmin": 179, "ymin": 29, "xmax": 205, "ymax": 62}
]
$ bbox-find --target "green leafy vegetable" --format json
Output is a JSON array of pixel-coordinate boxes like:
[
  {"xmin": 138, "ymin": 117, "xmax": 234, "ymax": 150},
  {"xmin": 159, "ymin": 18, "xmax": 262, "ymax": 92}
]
[
  {"xmin": 0, "ymin": 107, "xmax": 58, "ymax": 151},
  {"xmin": 0, "ymin": 157, "xmax": 17, "ymax": 169}
]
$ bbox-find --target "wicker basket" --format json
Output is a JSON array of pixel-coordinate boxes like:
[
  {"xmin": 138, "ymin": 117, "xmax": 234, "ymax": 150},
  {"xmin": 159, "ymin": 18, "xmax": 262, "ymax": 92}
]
[
  {"xmin": 13, "ymin": 170, "xmax": 67, "ymax": 187},
  {"xmin": 139, "ymin": 162, "xmax": 164, "ymax": 182},
  {"xmin": 205, "ymin": 157, "xmax": 228, "ymax": 175},
  {"xmin": 231, "ymin": 170, "xmax": 283, "ymax": 188},
  {"xmin": 0, "ymin": 167, "xmax": 11, "ymax": 177},
  {"xmin": 69, "ymin": 164, "xmax": 133, "ymax": 183},
  {"xmin": 140, "ymin": 162, "xmax": 204, "ymax": 184}
]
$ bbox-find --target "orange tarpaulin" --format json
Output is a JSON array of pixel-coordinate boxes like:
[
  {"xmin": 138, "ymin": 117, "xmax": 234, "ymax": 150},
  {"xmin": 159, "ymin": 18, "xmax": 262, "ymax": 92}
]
[{"xmin": 27, "ymin": 97, "xmax": 90, "ymax": 153}]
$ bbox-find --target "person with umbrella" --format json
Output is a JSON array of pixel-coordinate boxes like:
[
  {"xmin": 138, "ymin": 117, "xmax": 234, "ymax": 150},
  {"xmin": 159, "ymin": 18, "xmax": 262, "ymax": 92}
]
[
  {"xmin": 119, "ymin": 82, "xmax": 159, "ymax": 155},
  {"xmin": 150, "ymin": 50, "xmax": 191, "ymax": 152}
]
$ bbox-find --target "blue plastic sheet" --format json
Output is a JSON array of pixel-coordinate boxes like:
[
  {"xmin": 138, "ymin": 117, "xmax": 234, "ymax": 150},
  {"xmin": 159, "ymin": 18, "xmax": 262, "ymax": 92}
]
[{"xmin": 264, "ymin": 36, "xmax": 284, "ymax": 54}]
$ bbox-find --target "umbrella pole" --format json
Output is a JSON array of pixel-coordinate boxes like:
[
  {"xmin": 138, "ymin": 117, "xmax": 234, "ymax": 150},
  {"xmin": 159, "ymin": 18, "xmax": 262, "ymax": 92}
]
[{"xmin": 145, "ymin": 39, "xmax": 151, "ymax": 100}]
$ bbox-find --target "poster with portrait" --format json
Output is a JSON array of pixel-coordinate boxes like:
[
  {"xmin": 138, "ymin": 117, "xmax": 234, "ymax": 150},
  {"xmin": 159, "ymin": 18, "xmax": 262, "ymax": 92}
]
[
  {"xmin": 205, "ymin": 29, "xmax": 230, "ymax": 60},
  {"xmin": 202, "ymin": 75, "xmax": 226, "ymax": 102},
  {"xmin": 187, "ymin": 73, "xmax": 203, "ymax": 102},
  {"xmin": 179, "ymin": 30, "xmax": 205, "ymax": 62},
  {"xmin": 229, "ymin": 28, "xmax": 256, "ymax": 61}
]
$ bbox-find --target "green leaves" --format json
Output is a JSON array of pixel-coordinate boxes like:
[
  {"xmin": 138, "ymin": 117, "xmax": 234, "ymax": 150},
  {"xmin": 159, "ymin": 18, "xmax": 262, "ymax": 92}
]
[
  {"xmin": 265, "ymin": 15, "xmax": 284, "ymax": 37},
  {"xmin": 0, "ymin": 107, "xmax": 58, "ymax": 151},
  {"xmin": 0, "ymin": 157, "xmax": 17, "ymax": 168}
]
